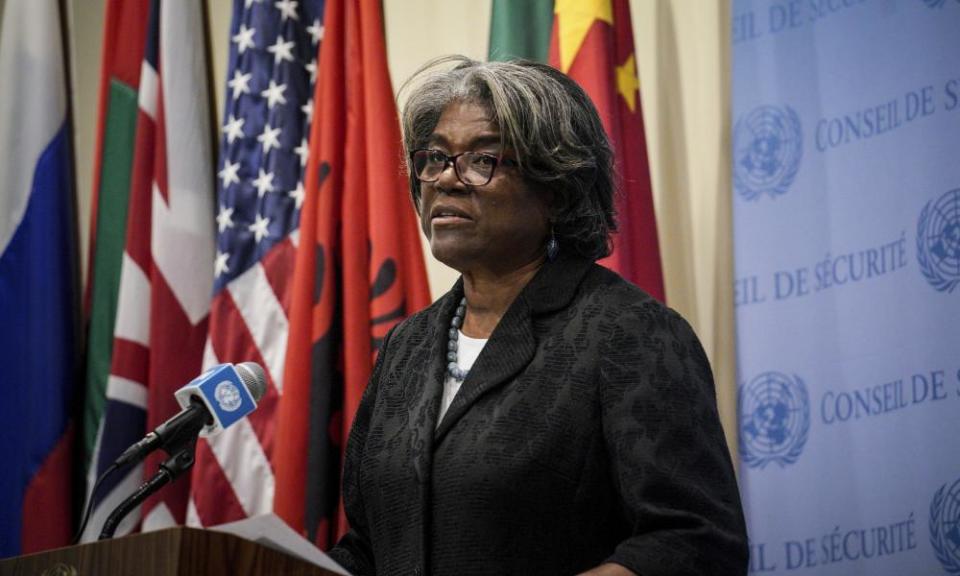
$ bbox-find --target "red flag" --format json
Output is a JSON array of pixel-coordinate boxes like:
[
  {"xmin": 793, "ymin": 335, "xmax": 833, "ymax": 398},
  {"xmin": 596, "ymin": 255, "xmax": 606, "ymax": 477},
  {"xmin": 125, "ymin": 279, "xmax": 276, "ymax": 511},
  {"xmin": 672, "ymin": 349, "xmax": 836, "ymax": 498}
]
[
  {"xmin": 549, "ymin": 0, "xmax": 664, "ymax": 300},
  {"xmin": 277, "ymin": 0, "xmax": 431, "ymax": 547}
]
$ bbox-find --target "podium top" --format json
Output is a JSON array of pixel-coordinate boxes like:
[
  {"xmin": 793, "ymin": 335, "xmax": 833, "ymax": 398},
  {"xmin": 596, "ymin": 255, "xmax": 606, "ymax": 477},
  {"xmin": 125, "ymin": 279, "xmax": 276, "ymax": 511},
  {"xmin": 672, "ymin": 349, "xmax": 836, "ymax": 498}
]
[{"xmin": 0, "ymin": 526, "xmax": 342, "ymax": 576}]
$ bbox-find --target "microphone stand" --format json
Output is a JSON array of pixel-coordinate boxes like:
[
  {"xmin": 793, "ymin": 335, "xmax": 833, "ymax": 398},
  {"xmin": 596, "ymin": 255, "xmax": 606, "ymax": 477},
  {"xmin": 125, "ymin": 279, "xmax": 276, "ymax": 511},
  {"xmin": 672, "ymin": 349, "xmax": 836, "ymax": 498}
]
[{"xmin": 98, "ymin": 428, "xmax": 201, "ymax": 540}]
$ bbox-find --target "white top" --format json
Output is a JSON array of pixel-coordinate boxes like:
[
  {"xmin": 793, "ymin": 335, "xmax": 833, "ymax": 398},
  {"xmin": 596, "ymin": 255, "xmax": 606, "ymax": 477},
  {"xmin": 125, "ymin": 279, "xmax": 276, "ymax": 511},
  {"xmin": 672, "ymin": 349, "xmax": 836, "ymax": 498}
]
[{"xmin": 437, "ymin": 330, "xmax": 488, "ymax": 426}]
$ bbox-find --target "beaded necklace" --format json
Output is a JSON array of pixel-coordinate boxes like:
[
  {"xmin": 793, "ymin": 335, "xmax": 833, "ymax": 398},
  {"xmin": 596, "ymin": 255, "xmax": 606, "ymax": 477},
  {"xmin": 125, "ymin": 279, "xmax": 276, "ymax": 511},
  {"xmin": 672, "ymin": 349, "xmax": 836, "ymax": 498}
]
[{"xmin": 445, "ymin": 297, "xmax": 469, "ymax": 381}]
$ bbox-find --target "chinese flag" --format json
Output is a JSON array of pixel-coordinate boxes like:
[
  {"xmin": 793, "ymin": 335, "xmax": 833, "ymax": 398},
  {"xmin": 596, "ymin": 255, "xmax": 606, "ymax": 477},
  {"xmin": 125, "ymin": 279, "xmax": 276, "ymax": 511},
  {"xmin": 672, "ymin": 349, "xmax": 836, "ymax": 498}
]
[
  {"xmin": 275, "ymin": 0, "xmax": 431, "ymax": 548},
  {"xmin": 550, "ymin": 0, "xmax": 664, "ymax": 300}
]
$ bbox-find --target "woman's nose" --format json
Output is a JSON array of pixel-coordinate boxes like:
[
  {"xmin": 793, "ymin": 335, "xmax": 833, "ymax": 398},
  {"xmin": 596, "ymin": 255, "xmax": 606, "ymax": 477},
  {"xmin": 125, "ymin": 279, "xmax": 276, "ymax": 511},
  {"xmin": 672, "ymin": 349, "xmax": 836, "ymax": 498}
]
[{"xmin": 435, "ymin": 159, "xmax": 465, "ymax": 190}]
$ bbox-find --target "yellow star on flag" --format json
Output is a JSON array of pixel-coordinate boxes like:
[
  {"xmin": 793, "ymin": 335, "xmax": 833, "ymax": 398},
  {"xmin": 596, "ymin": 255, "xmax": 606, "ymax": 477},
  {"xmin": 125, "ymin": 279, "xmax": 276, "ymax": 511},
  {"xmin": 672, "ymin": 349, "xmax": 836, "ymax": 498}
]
[
  {"xmin": 616, "ymin": 53, "xmax": 639, "ymax": 112},
  {"xmin": 555, "ymin": 0, "xmax": 613, "ymax": 73}
]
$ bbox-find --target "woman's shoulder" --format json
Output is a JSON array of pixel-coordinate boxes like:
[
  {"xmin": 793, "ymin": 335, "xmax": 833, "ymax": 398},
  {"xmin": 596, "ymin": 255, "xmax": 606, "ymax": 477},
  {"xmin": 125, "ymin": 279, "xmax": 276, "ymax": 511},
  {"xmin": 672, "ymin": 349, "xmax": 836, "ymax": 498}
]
[
  {"xmin": 581, "ymin": 263, "xmax": 662, "ymax": 312},
  {"xmin": 379, "ymin": 289, "xmax": 454, "ymax": 348},
  {"xmin": 580, "ymin": 263, "xmax": 698, "ymax": 338}
]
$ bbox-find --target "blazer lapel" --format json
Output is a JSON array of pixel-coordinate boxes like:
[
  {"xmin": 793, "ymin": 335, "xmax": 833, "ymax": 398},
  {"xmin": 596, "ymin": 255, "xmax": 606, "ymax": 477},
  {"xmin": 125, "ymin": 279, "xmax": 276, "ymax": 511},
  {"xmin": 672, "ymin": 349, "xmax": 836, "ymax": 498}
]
[
  {"xmin": 401, "ymin": 289, "xmax": 460, "ymax": 569},
  {"xmin": 434, "ymin": 293, "xmax": 536, "ymax": 443},
  {"xmin": 432, "ymin": 255, "xmax": 595, "ymax": 444},
  {"xmin": 408, "ymin": 287, "xmax": 460, "ymax": 477}
]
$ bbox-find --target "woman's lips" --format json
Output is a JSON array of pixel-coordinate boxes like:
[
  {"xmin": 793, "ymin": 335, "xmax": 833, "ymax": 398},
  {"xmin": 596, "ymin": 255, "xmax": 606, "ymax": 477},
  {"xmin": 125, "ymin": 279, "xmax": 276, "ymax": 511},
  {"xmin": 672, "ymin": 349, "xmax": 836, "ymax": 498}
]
[
  {"xmin": 430, "ymin": 205, "xmax": 473, "ymax": 226},
  {"xmin": 431, "ymin": 215, "xmax": 472, "ymax": 227}
]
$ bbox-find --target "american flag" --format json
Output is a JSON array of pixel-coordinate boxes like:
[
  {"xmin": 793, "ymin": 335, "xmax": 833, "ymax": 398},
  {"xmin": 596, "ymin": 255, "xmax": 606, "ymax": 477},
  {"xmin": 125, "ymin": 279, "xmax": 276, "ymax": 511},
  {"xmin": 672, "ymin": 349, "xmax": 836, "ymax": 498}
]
[{"xmin": 187, "ymin": 0, "xmax": 325, "ymax": 527}]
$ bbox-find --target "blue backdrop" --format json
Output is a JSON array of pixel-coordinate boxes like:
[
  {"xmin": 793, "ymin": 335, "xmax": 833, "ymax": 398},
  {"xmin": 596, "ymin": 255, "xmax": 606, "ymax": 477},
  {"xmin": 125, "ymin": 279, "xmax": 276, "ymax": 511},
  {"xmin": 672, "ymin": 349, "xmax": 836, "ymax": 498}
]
[{"xmin": 732, "ymin": 0, "xmax": 960, "ymax": 574}]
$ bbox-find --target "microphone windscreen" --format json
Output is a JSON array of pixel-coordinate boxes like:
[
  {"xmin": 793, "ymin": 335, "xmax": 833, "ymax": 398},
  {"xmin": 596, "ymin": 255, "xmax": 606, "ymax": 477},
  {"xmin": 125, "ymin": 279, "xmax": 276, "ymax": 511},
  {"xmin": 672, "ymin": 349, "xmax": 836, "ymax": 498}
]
[{"xmin": 236, "ymin": 361, "xmax": 267, "ymax": 401}]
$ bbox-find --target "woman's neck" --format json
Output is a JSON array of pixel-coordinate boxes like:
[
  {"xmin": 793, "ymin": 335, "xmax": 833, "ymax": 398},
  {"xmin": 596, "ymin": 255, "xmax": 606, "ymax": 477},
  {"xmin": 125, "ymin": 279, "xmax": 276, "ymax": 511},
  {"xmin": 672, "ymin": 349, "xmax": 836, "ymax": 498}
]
[{"xmin": 460, "ymin": 257, "xmax": 544, "ymax": 339}]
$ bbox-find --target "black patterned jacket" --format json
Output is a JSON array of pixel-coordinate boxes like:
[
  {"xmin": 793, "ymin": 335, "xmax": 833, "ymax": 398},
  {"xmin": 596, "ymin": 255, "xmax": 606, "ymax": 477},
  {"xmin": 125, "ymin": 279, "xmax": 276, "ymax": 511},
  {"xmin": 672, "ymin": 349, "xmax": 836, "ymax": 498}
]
[{"xmin": 328, "ymin": 255, "xmax": 748, "ymax": 576}]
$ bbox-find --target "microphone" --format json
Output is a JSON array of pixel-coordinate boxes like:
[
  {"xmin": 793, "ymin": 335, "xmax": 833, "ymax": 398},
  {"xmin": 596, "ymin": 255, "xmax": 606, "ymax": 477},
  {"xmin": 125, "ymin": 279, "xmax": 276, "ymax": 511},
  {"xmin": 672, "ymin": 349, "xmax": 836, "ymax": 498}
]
[{"xmin": 114, "ymin": 362, "xmax": 267, "ymax": 468}]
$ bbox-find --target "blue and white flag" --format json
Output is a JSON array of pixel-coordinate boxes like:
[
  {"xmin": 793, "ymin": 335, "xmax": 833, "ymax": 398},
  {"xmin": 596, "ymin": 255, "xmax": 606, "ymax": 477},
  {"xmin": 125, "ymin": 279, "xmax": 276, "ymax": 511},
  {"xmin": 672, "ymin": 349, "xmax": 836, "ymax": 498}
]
[
  {"xmin": 733, "ymin": 1, "xmax": 960, "ymax": 574},
  {"xmin": 0, "ymin": 0, "xmax": 79, "ymax": 557}
]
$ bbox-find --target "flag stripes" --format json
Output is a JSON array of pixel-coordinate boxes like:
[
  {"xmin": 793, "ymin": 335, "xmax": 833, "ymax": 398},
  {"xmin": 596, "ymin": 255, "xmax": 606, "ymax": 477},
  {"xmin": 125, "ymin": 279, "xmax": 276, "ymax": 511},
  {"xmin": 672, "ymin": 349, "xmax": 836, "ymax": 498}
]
[
  {"xmin": 227, "ymin": 263, "xmax": 290, "ymax": 390},
  {"xmin": 82, "ymin": 0, "xmax": 214, "ymax": 539},
  {"xmin": 187, "ymin": 0, "xmax": 325, "ymax": 530}
]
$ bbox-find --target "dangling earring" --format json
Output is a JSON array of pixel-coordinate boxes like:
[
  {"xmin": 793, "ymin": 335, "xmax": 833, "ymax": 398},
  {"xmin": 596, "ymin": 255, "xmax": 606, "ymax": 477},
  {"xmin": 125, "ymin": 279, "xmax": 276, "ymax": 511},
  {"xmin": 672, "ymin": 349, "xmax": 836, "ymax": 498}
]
[{"xmin": 546, "ymin": 226, "xmax": 559, "ymax": 261}]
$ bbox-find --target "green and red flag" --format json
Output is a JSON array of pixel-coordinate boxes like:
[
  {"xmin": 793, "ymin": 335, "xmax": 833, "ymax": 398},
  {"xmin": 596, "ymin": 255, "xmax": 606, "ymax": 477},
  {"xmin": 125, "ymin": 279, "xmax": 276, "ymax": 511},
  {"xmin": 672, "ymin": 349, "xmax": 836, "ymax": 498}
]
[
  {"xmin": 549, "ymin": 0, "xmax": 664, "ymax": 300},
  {"xmin": 81, "ymin": 0, "xmax": 150, "ymax": 487},
  {"xmin": 277, "ymin": 0, "xmax": 431, "ymax": 547}
]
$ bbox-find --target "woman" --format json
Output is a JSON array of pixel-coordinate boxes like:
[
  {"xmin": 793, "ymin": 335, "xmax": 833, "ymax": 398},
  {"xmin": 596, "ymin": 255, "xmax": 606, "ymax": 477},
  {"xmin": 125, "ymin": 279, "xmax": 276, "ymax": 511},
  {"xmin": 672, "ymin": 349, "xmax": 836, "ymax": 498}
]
[{"xmin": 328, "ymin": 56, "xmax": 748, "ymax": 576}]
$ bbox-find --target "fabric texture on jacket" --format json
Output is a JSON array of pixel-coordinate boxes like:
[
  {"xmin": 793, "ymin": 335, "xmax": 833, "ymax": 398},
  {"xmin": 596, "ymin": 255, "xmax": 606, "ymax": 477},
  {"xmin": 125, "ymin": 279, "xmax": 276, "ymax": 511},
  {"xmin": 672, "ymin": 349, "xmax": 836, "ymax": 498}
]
[{"xmin": 328, "ymin": 255, "xmax": 748, "ymax": 576}]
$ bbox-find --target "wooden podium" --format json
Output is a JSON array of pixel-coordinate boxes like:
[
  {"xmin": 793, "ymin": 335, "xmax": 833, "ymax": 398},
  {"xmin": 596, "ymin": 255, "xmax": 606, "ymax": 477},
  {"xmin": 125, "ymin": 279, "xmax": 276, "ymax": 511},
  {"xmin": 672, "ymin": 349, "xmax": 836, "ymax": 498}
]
[{"xmin": 0, "ymin": 527, "xmax": 343, "ymax": 576}]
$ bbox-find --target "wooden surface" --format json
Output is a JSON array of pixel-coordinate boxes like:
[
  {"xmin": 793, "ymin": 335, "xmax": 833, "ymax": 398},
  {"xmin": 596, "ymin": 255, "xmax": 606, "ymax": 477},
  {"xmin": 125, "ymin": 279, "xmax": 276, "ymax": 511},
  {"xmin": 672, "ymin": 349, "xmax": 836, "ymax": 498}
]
[{"xmin": 0, "ymin": 527, "xmax": 340, "ymax": 576}]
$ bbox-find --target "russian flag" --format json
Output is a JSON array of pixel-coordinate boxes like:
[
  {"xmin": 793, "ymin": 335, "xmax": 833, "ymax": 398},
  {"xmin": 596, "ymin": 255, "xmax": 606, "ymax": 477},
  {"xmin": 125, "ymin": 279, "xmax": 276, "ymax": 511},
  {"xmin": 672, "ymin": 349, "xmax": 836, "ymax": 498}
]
[{"xmin": 0, "ymin": 0, "xmax": 80, "ymax": 557}]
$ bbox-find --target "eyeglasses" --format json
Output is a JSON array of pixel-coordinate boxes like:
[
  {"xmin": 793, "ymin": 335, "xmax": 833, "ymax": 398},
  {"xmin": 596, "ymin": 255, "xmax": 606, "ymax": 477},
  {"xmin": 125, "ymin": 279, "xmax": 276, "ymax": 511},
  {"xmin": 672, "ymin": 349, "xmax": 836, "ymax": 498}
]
[{"xmin": 410, "ymin": 149, "xmax": 515, "ymax": 187}]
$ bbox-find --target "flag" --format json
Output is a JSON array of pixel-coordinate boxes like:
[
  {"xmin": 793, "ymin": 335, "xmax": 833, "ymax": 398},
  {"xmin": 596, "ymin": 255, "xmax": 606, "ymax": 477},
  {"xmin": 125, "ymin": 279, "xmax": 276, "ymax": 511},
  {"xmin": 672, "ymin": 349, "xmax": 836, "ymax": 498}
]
[
  {"xmin": 0, "ymin": 0, "xmax": 79, "ymax": 556},
  {"xmin": 186, "ymin": 0, "xmax": 327, "ymax": 530},
  {"xmin": 81, "ymin": 0, "xmax": 149, "ymax": 486},
  {"xmin": 81, "ymin": 0, "xmax": 215, "ymax": 539},
  {"xmin": 278, "ymin": 0, "xmax": 431, "ymax": 546},
  {"xmin": 550, "ymin": 0, "xmax": 664, "ymax": 300},
  {"xmin": 488, "ymin": 0, "xmax": 554, "ymax": 62}
]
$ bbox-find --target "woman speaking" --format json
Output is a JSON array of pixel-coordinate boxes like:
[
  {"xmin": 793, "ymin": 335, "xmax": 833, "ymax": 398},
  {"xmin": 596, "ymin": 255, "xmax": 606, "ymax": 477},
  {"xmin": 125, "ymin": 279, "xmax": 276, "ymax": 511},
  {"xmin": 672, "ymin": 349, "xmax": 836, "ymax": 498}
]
[{"xmin": 328, "ymin": 57, "xmax": 748, "ymax": 576}]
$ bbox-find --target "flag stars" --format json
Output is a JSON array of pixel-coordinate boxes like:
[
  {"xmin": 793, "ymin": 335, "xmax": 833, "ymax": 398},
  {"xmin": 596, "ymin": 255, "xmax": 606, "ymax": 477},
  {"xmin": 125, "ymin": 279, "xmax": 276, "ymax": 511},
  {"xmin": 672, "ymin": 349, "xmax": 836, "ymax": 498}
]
[
  {"xmin": 244, "ymin": 0, "xmax": 262, "ymax": 8},
  {"xmin": 615, "ymin": 53, "xmax": 639, "ymax": 113},
  {"xmin": 228, "ymin": 70, "xmax": 252, "ymax": 99},
  {"xmin": 275, "ymin": 0, "xmax": 299, "ymax": 22},
  {"xmin": 294, "ymin": 138, "xmax": 309, "ymax": 167},
  {"xmin": 307, "ymin": 19, "xmax": 324, "ymax": 44},
  {"xmin": 261, "ymin": 80, "xmax": 288, "ymax": 109},
  {"xmin": 289, "ymin": 181, "xmax": 305, "ymax": 210},
  {"xmin": 216, "ymin": 206, "xmax": 235, "ymax": 232},
  {"xmin": 267, "ymin": 35, "xmax": 296, "ymax": 65},
  {"xmin": 248, "ymin": 214, "xmax": 272, "ymax": 243},
  {"xmin": 232, "ymin": 24, "xmax": 256, "ymax": 54},
  {"xmin": 252, "ymin": 168, "xmax": 276, "ymax": 197},
  {"xmin": 222, "ymin": 115, "xmax": 245, "ymax": 144},
  {"xmin": 555, "ymin": 0, "xmax": 614, "ymax": 73},
  {"xmin": 305, "ymin": 60, "xmax": 317, "ymax": 84},
  {"xmin": 218, "ymin": 160, "xmax": 241, "ymax": 189},
  {"xmin": 257, "ymin": 123, "xmax": 282, "ymax": 154},
  {"xmin": 301, "ymin": 99, "xmax": 313, "ymax": 124},
  {"xmin": 214, "ymin": 251, "xmax": 231, "ymax": 277}
]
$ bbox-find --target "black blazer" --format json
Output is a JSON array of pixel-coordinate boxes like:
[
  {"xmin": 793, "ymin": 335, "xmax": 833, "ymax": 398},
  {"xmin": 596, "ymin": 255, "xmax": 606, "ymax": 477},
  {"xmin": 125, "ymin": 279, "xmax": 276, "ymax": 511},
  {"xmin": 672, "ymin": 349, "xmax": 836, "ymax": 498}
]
[{"xmin": 329, "ymin": 256, "xmax": 748, "ymax": 576}]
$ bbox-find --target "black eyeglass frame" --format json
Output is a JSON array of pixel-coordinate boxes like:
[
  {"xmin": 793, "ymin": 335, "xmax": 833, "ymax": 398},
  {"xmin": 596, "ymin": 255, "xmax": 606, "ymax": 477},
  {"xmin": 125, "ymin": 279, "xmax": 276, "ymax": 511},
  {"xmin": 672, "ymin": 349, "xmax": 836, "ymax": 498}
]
[{"xmin": 410, "ymin": 148, "xmax": 517, "ymax": 187}]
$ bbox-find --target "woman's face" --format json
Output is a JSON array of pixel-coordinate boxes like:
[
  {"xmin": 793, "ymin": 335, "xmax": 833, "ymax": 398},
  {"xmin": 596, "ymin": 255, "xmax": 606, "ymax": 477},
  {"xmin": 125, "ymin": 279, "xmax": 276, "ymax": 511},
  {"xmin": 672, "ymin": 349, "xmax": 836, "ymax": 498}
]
[{"xmin": 417, "ymin": 101, "xmax": 551, "ymax": 276}]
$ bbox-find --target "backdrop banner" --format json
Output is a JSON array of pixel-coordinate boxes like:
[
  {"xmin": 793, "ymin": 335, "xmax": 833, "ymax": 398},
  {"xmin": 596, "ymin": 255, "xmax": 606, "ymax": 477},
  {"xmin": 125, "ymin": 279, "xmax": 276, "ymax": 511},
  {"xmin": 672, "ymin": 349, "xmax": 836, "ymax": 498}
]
[{"xmin": 732, "ymin": 1, "xmax": 960, "ymax": 574}]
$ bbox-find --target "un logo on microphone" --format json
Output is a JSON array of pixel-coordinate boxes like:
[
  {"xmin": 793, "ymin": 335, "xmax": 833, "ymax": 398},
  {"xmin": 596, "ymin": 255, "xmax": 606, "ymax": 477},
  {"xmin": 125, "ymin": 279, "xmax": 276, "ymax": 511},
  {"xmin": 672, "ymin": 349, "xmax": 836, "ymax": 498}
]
[
  {"xmin": 930, "ymin": 476, "xmax": 960, "ymax": 575},
  {"xmin": 214, "ymin": 381, "xmax": 243, "ymax": 412},
  {"xmin": 917, "ymin": 189, "xmax": 960, "ymax": 293},
  {"xmin": 738, "ymin": 371, "xmax": 810, "ymax": 469},
  {"xmin": 733, "ymin": 106, "xmax": 803, "ymax": 201}
]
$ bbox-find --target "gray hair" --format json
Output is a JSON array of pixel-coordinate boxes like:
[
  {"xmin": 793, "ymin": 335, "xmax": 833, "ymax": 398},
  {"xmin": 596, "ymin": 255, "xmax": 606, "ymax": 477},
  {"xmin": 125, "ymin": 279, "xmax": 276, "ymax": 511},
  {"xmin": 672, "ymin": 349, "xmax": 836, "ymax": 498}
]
[{"xmin": 399, "ymin": 56, "xmax": 617, "ymax": 260}]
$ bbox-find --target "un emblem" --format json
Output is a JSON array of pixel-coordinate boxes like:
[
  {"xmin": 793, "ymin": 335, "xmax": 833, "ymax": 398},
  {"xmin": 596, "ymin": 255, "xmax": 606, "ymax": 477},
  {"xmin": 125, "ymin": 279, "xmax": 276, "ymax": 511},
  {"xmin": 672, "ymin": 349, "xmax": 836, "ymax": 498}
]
[
  {"xmin": 917, "ymin": 189, "xmax": 960, "ymax": 293},
  {"xmin": 214, "ymin": 381, "xmax": 243, "ymax": 412},
  {"xmin": 733, "ymin": 106, "xmax": 803, "ymax": 201},
  {"xmin": 738, "ymin": 371, "xmax": 810, "ymax": 469},
  {"xmin": 930, "ymin": 476, "xmax": 960, "ymax": 575}
]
